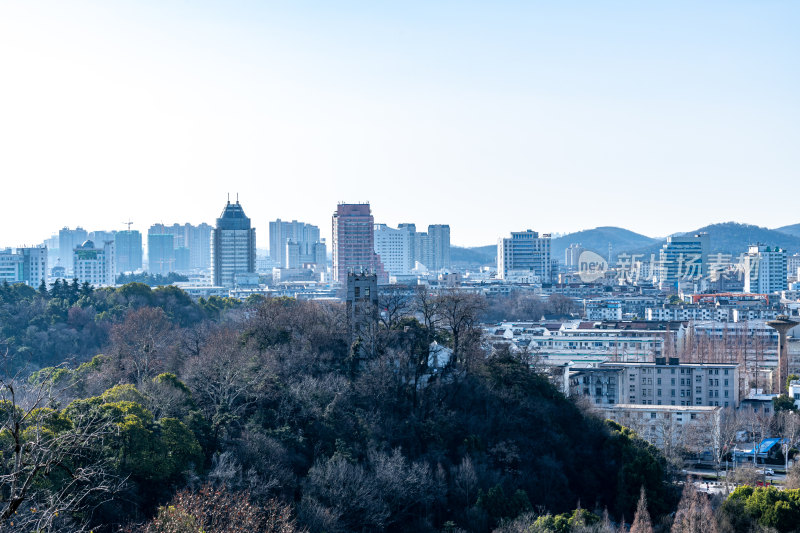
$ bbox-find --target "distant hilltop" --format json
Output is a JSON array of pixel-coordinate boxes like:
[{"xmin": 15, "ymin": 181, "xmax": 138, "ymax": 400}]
[{"xmin": 452, "ymin": 222, "xmax": 800, "ymax": 267}]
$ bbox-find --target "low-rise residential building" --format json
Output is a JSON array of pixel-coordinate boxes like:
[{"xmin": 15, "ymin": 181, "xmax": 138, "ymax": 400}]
[
  {"xmin": 600, "ymin": 404, "xmax": 720, "ymax": 452},
  {"xmin": 570, "ymin": 360, "xmax": 740, "ymax": 408},
  {"xmin": 585, "ymin": 300, "xmax": 622, "ymax": 321}
]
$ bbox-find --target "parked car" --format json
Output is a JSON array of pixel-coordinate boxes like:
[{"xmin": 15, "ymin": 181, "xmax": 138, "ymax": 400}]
[{"xmin": 757, "ymin": 468, "xmax": 775, "ymax": 476}]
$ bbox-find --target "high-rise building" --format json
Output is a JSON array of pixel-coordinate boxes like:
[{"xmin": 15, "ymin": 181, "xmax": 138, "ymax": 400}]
[
  {"xmin": 744, "ymin": 244, "xmax": 787, "ymax": 294},
  {"xmin": 21, "ymin": 247, "xmax": 48, "ymax": 287},
  {"xmin": 58, "ymin": 227, "xmax": 87, "ymax": 274},
  {"xmin": 147, "ymin": 233, "xmax": 175, "ymax": 276},
  {"xmin": 427, "ymin": 224, "xmax": 451, "ymax": 271},
  {"xmin": 0, "ymin": 249, "xmax": 23, "ymax": 284},
  {"xmin": 564, "ymin": 243, "xmax": 585, "ymax": 272},
  {"xmin": 332, "ymin": 203, "xmax": 386, "ymax": 283},
  {"xmin": 392, "ymin": 222, "xmax": 451, "ymax": 272},
  {"xmin": 269, "ymin": 219, "xmax": 324, "ymax": 268},
  {"xmin": 89, "ymin": 230, "xmax": 116, "ymax": 244},
  {"xmin": 397, "ymin": 223, "xmax": 417, "ymax": 271},
  {"xmin": 497, "ymin": 230, "xmax": 552, "ymax": 282},
  {"xmin": 148, "ymin": 223, "xmax": 212, "ymax": 271},
  {"xmin": 374, "ymin": 224, "xmax": 414, "ymax": 276},
  {"xmin": 115, "ymin": 230, "xmax": 143, "ymax": 274},
  {"xmin": 0, "ymin": 247, "xmax": 48, "ymax": 287},
  {"xmin": 187, "ymin": 223, "xmax": 213, "ymax": 270},
  {"xmin": 73, "ymin": 240, "xmax": 116, "ymax": 287},
  {"xmin": 211, "ymin": 200, "xmax": 256, "ymax": 287},
  {"xmin": 657, "ymin": 233, "xmax": 710, "ymax": 289}
]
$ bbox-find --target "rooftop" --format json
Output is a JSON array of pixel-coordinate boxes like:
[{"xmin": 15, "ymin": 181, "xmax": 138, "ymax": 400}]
[{"xmin": 216, "ymin": 200, "xmax": 252, "ymax": 230}]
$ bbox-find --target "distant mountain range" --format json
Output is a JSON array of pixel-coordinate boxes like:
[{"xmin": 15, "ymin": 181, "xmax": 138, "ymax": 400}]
[
  {"xmin": 452, "ymin": 222, "xmax": 800, "ymax": 268},
  {"xmin": 551, "ymin": 226, "xmax": 658, "ymax": 261}
]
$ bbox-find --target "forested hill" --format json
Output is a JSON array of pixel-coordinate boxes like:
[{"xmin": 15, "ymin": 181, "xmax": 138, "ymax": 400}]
[
  {"xmin": 631, "ymin": 222, "xmax": 800, "ymax": 258},
  {"xmin": 551, "ymin": 227, "xmax": 658, "ymax": 261},
  {"xmin": 0, "ymin": 281, "xmax": 677, "ymax": 532}
]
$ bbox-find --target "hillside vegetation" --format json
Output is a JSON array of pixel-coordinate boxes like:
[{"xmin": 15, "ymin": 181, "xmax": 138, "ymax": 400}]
[{"xmin": 0, "ymin": 281, "xmax": 677, "ymax": 532}]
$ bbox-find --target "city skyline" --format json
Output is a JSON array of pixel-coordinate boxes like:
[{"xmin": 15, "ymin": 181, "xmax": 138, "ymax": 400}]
[{"xmin": 1, "ymin": 2, "xmax": 798, "ymax": 247}]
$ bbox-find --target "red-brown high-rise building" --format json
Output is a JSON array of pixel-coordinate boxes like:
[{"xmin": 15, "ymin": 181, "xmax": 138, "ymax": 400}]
[{"xmin": 332, "ymin": 203, "xmax": 386, "ymax": 283}]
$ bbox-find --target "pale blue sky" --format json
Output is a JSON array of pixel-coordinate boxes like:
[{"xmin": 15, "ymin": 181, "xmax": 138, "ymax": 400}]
[{"xmin": 1, "ymin": 1, "xmax": 798, "ymax": 247}]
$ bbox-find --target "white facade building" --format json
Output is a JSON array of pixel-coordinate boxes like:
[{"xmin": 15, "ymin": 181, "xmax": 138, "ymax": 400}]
[
  {"xmin": 73, "ymin": 240, "xmax": 116, "ymax": 287},
  {"xmin": 585, "ymin": 300, "xmax": 623, "ymax": 321},
  {"xmin": 571, "ymin": 360, "xmax": 740, "ymax": 408},
  {"xmin": 0, "ymin": 247, "xmax": 48, "ymax": 287},
  {"xmin": 497, "ymin": 230, "xmax": 551, "ymax": 282},
  {"xmin": 374, "ymin": 224, "xmax": 413, "ymax": 277},
  {"xmin": 743, "ymin": 244, "xmax": 787, "ymax": 294}
]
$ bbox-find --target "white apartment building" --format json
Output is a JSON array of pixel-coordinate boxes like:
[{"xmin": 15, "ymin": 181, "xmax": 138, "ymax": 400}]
[
  {"xmin": 585, "ymin": 300, "xmax": 623, "ymax": 321},
  {"xmin": 743, "ymin": 244, "xmax": 787, "ymax": 294},
  {"xmin": 570, "ymin": 360, "xmax": 740, "ymax": 408},
  {"xmin": 646, "ymin": 304, "xmax": 780, "ymax": 322},
  {"xmin": 374, "ymin": 224, "xmax": 413, "ymax": 277},
  {"xmin": 497, "ymin": 230, "xmax": 551, "ymax": 282},
  {"xmin": 0, "ymin": 247, "xmax": 48, "ymax": 287},
  {"xmin": 601, "ymin": 404, "xmax": 720, "ymax": 452},
  {"xmin": 73, "ymin": 240, "xmax": 116, "ymax": 287},
  {"xmin": 0, "ymin": 249, "xmax": 23, "ymax": 284},
  {"xmin": 486, "ymin": 321, "xmax": 674, "ymax": 360}
]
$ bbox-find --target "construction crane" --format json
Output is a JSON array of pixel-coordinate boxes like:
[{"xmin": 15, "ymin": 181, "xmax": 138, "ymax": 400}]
[{"xmin": 123, "ymin": 220, "xmax": 134, "ymax": 231}]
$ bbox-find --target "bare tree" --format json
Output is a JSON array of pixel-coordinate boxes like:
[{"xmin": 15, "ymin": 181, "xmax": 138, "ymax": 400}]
[
  {"xmin": 110, "ymin": 307, "xmax": 176, "ymax": 384},
  {"xmin": 629, "ymin": 487, "xmax": 653, "ymax": 533},
  {"xmin": 776, "ymin": 410, "xmax": 800, "ymax": 474},
  {"xmin": 133, "ymin": 483, "xmax": 304, "ymax": 533},
  {"xmin": 182, "ymin": 326, "xmax": 270, "ymax": 441},
  {"xmin": 436, "ymin": 290, "xmax": 486, "ymax": 370},
  {"xmin": 671, "ymin": 482, "xmax": 718, "ymax": 533},
  {"xmin": 0, "ymin": 362, "xmax": 123, "ymax": 531},
  {"xmin": 378, "ymin": 289, "xmax": 412, "ymax": 330}
]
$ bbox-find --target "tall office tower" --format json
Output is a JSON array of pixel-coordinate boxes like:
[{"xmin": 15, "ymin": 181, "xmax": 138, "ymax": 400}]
[
  {"xmin": 115, "ymin": 230, "xmax": 143, "ymax": 274},
  {"xmin": 497, "ymin": 229, "xmax": 552, "ymax": 281},
  {"xmin": 73, "ymin": 240, "xmax": 116, "ymax": 287},
  {"xmin": 657, "ymin": 233, "xmax": 710, "ymax": 289},
  {"xmin": 58, "ymin": 227, "xmax": 88, "ymax": 274},
  {"xmin": 20, "ymin": 247, "xmax": 48, "ymax": 287},
  {"xmin": 148, "ymin": 233, "xmax": 175, "ymax": 276},
  {"xmin": 211, "ymin": 199, "xmax": 256, "ymax": 287},
  {"xmin": 743, "ymin": 244, "xmax": 788, "ymax": 294},
  {"xmin": 427, "ymin": 224, "xmax": 451, "ymax": 271},
  {"xmin": 269, "ymin": 219, "xmax": 324, "ymax": 267},
  {"xmin": 332, "ymin": 203, "xmax": 386, "ymax": 283},
  {"xmin": 374, "ymin": 224, "xmax": 414, "ymax": 277}
]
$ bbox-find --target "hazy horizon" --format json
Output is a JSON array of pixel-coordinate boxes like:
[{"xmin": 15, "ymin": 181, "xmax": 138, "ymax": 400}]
[{"xmin": 2, "ymin": 1, "xmax": 798, "ymax": 248}]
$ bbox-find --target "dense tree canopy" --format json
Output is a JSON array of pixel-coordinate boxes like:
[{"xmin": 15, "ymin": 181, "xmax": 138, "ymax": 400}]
[{"xmin": 0, "ymin": 281, "xmax": 678, "ymax": 532}]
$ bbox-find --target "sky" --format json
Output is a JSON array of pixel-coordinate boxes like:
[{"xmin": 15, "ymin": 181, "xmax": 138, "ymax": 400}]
[{"xmin": 1, "ymin": 1, "xmax": 798, "ymax": 248}]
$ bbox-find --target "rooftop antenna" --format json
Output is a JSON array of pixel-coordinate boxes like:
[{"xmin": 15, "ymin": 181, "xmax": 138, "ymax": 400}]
[
  {"xmin": 227, "ymin": 193, "xmax": 230, "ymax": 203},
  {"xmin": 236, "ymin": 192, "xmax": 239, "ymax": 203}
]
